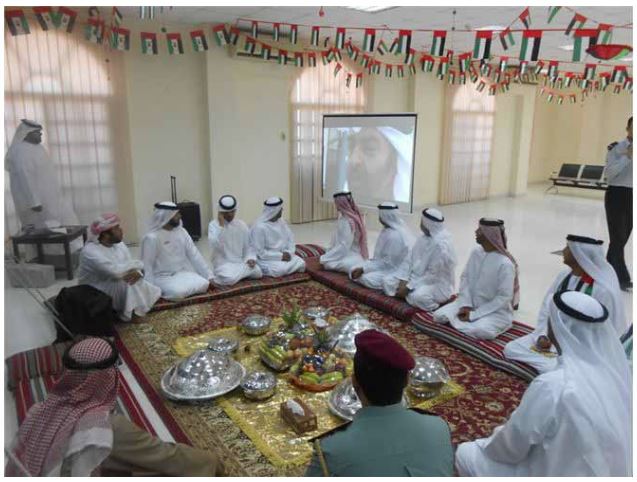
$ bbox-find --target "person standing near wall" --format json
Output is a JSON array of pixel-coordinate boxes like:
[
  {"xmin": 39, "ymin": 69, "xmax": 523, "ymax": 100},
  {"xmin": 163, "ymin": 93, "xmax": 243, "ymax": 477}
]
[{"xmin": 605, "ymin": 116, "xmax": 632, "ymax": 291}]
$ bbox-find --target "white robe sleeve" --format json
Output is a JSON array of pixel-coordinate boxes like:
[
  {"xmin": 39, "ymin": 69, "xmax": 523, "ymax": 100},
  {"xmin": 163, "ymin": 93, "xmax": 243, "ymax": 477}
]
[
  {"xmin": 605, "ymin": 141, "xmax": 631, "ymax": 181},
  {"xmin": 478, "ymin": 375, "xmax": 560, "ymax": 464},
  {"xmin": 535, "ymin": 271, "xmax": 569, "ymax": 333},
  {"xmin": 284, "ymin": 223, "xmax": 296, "ymax": 254},
  {"xmin": 321, "ymin": 218, "xmax": 354, "ymax": 264},
  {"xmin": 140, "ymin": 234, "xmax": 158, "ymax": 284},
  {"xmin": 469, "ymin": 258, "xmax": 515, "ymax": 321},
  {"xmin": 457, "ymin": 249, "xmax": 479, "ymax": 307},
  {"xmin": 243, "ymin": 224, "xmax": 257, "ymax": 261},
  {"xmin": 183, "ymin": 230, "xmax": 213, "ymax": 280},
  {"xmin": 83, "ymin": 244, "xmax": 143, "ymax": 280},
  {"xmin": 251, "ymin": 225, "xmax": 285, "ymax": 261},
  {"xmin": 406, "ymin": 240, "xmax": 435, "ymax": 289},
  {"xmin": 208, "ymin": 221, "xmax": 223, "ymax": 254}
]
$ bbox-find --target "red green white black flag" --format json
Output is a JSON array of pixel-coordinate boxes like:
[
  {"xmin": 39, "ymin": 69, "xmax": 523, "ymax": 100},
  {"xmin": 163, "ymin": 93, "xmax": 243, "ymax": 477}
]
[
  {"xmin": 141, "ymin": 32, "xmax": 158, "ymax": 55},
  {"xmin": 5, "ymin": 9, "xmax": 30, "ymax": 36},
  {"xmin": 213, "ymin": 24, "xmax": 228, "ymax": 46},
  {"xmin": 190, "ymin": 30, "xmax": 208, "ymax": 52},
  {"xmin": 167, "ymin": 33, "xmax": 184, "ymax": 54}
]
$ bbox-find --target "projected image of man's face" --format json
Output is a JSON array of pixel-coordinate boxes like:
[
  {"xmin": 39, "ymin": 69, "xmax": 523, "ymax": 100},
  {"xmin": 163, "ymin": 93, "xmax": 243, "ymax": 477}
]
[{"xmin": 347, "ymin": 127, "xmax": 397, "ymax": 200}]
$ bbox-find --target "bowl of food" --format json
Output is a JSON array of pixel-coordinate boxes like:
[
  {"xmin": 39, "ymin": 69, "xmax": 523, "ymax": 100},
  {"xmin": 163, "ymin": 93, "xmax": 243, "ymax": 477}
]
[
  {"xmin": 408, "ymin": 357, "xmax": 450, "ymax": 399},
  {"xmin": 289, "ymin": 340, "xmax": 354, "ymax": 392},
  {"xmin": 328, "ymin": 313, "xmax": 379, "ymax": 357},
  {"xmin": 207, "ymin": 337, "xmax": 239, "ymax": 355},
  {"xmin": 241, "ymin": 371, "xmax": 277, "ymax": 400},
  {"xmin": 241, "ymin": 314, "xmax": 272, "ymax": 336},
  {"xmin": 258, "ymin": 331, "xmax": 313, "ymax": 371},
  {"xmin": 328, "ymin": 377, "xmax": 408, "ymax": 421},
  {"xmin": 304, "ymin": 306, "xmax": 330, "ymax": 321}
]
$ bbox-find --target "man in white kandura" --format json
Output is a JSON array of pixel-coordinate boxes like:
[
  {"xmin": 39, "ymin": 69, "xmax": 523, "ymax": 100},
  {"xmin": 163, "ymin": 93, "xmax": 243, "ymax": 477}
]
[
  {"xmin": 504, "ymin": 234, "xmax": 627, "ymax": 372},
  {"xmin": 434, "ymin": 218, "xmax": 519, "ymax": 340},
  {"xmin": 141, "ymin": 202, "xmax": 213, "ymax": 300},
  {"xmin": 320, "ymin": 191, "xmax": 368, "ymax": 273},
  {"xmin": 208, "ymin": 194, "xmax": 262, "ymax": 286},
  {"xmin": 384, "ymin": 208, "xmax": 456, "ymax": 311},
  {"xmin": 249, "ymin": 197, "xmax": 305, "ymax": 277},
  {"xmin": 456, "ymin": 291, "xmax": 632, "ymax": 477},
  {"xmin": 78, "ymin": 213, "xmax": 161, "ymax": 322},
  {"xmin": 350, "ymin": 202, "xmax": 414, "ymax": 290}
]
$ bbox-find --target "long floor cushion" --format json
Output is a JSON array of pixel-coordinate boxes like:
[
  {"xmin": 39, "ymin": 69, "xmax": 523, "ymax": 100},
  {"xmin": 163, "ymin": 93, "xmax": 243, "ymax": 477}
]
[{"xmin": 151, "ymin": 244, "xmax": 326, "ymax": 312}]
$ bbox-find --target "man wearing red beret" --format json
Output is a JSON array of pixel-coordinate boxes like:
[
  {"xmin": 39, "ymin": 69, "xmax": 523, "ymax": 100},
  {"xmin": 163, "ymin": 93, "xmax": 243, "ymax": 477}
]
[{"xmin": 306, "ymin": 330, "xmax": 454, "ymax": 476}]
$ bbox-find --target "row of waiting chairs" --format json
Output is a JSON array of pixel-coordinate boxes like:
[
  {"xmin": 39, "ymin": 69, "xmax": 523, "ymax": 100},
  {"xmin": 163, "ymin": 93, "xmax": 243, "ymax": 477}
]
[{"xmin": 547, "ymin": 163, "xmax": 607, "ymax": 192}]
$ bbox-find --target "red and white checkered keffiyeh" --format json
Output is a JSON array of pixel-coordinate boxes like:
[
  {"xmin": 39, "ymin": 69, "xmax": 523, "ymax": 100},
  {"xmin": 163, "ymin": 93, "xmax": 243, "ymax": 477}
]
[
  {"xmin": 6, "ymin": 338, "xmax": 119, "ymax": 476},
  {"xmin": 479, "ymin": 223, "xmax": 520, "ymax": 309},
  {"xmin": 334, "ymin": 194, "xmax": 369, "ymax": 259},
  {"xmin": 88, "ymin": 213, "xmax": 121, "ymax": 243}
]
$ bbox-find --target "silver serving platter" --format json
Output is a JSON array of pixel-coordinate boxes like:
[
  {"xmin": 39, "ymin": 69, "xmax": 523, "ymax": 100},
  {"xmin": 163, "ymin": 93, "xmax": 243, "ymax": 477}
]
[
  {"xmin": 409, "ymin": 356, "xmax": 450, "ymax": 399},
  {"xmin": 241, "ymin": 371, "xmax": 277, "ymax": 400},
  {"xmin": 328, "ymin": 313, "xmax": 380, "ymax": 357},
  {"xmin": 242, "ymin": 314, "xmax": 272, "ymax": 336},
  {"xmin": 161, "ymin": 350, "xmax": 246, "ymax": 402},
  {"xmin": 328, "ymin": 378, "xmax": 407, "ymax": 421},
  {"xmin": 304, "ymin": 306, "xmax": 330, "ymax": 320},
  {"xmin": 207, "ymin": 337, "xmax": 239, "ymax": 354}
]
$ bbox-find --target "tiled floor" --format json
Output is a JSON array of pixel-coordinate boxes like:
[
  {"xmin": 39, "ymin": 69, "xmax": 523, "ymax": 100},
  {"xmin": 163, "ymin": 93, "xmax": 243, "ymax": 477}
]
[{"xmin": 3, "ymin": 183, "xmax": 632, "ymax": 443}]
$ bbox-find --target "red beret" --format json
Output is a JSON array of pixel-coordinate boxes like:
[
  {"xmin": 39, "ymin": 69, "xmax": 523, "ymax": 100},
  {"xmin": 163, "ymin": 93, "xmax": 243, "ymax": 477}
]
[{"xmin": 354, "ymin": 329, "xmax": 415, "ymax": 371}]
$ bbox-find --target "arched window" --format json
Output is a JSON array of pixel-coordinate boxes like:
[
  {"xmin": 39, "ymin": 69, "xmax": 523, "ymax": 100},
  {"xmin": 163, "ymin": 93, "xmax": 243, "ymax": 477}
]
[
  {"xmin": 4, "ymin": 26, "xmax": 120, "ymax": 235},
  {"xmin": 290, "ymin": 60, "xmax": 366, "ymax": 222},
  {"xmin": 440, "ymin": 84, "xmax": 495, "ymax": 205}
]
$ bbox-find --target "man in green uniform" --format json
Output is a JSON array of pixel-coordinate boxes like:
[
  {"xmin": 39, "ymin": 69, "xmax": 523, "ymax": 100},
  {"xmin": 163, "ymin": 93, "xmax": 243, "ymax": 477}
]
[{"xmin": 306, "ymin": 329, "xmax": 454, "ymax": 476}]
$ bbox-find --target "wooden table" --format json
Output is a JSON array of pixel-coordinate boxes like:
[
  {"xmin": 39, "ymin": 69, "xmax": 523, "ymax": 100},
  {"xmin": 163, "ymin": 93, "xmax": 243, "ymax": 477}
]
[{"xmin": 11, "ymin": 225, "xmax": 87, "ymax": 280}]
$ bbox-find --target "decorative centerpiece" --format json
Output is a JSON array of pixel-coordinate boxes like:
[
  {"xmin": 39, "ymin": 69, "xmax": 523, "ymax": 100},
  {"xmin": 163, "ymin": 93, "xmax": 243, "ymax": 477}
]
[
  {"xmin": 408, "ymin": 356, "xmax": 450, "ymax": 399},
  {"xmin": 241, "ymin": 314, "xmax": 272, "ymax": 336},
  {"xmin": 280, "ymin": 397, "xmax": 317, "ymax": 434},
  {"xmin": 327, "ymin": 313, "xmax": 380, "ymax": 357},
  {"xmin": 241, "ymin": 371, "xmax": 277, "ymax": 400},
  {"xmin": 289, "ymin": 329, "xmax": 353, "ymax": 392}
]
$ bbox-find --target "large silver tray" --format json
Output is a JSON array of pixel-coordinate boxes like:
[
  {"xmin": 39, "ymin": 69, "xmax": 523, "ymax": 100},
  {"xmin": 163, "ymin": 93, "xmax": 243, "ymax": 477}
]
[
  {"xmin": 327, "ymin": 378, "xmax": 407, "ymax": 421},
  {"xmin": 161, "ymin": 351, "xmax": 246, "ymax": 402}
]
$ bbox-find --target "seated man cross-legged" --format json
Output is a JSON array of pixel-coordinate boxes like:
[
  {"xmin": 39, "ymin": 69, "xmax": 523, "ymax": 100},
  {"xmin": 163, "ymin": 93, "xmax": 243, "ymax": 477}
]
[
  {"xmin": 79, "ymin": 213, "xmax": 161, "ymax": 322},
  {"xmin": 208, "ymin": 194, "xmax": 262, "ymax": 286},
  {"xmin": 141, "ymin": 202, "xmax": 214, "ymax": 300},
  {"xmin": 434, "ymin": 218, "xmax": 519, "ymax": 340}
]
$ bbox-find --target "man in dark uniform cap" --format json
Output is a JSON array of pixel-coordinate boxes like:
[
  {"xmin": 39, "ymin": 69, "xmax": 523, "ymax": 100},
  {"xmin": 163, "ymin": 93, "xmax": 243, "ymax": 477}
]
[{"xmin": 305, "ymin": 329, "xmax": 454, "ymax": 476}]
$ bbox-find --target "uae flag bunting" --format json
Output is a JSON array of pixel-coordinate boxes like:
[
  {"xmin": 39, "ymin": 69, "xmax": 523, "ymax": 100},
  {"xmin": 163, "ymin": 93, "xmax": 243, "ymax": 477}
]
[
  {"xmin": 333, "ymin": 48, "xmax": 343, "ymax": 62},
  {"xmin": 167, "ymin": 33, "xmax": 184, "ymax": 55},
  {"xmin": 272, "ymin": 23, "xmax": 280, "ymax": 41},
  {"xmin": 6, "ymin": 9, "xmax": 30, "ymax": 36},
  {"xmin": 112, "ymin": 6, "xmax": 123, "ymax": 27},
  {"xmin": 229, "ymin": 27, "xmax": 240, "ymax": 46},
  {"xmin": 570, "ymin": 94, "xmax": 577, "ymax": 103},
  {"xmin": 278, "ymin": 49, "xmax": 288, "ymax": 65},
  {"xmin": 477, "ymin": 80, "xmax": 486, "ymax": 92},
  {"xmin": 583, "ymin": 63, "xmax": 596, "ymax": 80},
  {"xmin": 294, "ymin": 52, "xmax": 303, "ymax": 67},
  {"xmin": 480, "ymin": 63, "xmax": 492, "ymax": 77},
  {"xmin": 459, "ymin": 73, "xmax": 467, "ymax": 84},
  {"xmin": 495, "ymin": 70, "xmax": 502, "ymax": 83},
  {"xmin": 565, "ymin": 13, "xmax": 586, "ymax": 36},
  {"xmin": 363, "ymin": 29, "xmax": 376, "ymax": 52},
  {"xmin": 56, "ymin": 7, "xmax": 77, "ymax": 33},
  {"xmin": 534, "ymin": 60, "xmax": 545, "ymax": 75},
  {"xmin": 251, "ymin": 21, "xmax": 258, "ymax": 38},
  {"xmin": 499, "ymin": 28, "xmax": 515, "ymax": 51},
  {"xmin": 141, "ymin": 32, "xmax": 158, "ymax": 55},
  {"xmin": 421, "ymin": 55, "xmax": 435, "ymax": 72},
  {"xmin": 190, "ymin": 30, "xmax": 208, "ymax": 52},
  {"xmin": 499, "ymin": 57, "xmax": 508, "ymax": 72},
  {"xmin": 373, "ymin": 61, "xmax": 382, "ymax": 75},
  {"xmin": 111, "ymin": 27, "xmax": 130, "ymax": 51},
  {"xmin": 308, "ymin": 52, "xmax": 317, "ymax": 67},
  {"xmin": 488, "ymin": 84, "xmax": 497, "ymax": 96},
  {"xmin": 624, "ymin": 77, "xmax": 633, "ymax": 92},
  {"xmin": 519, "ymin": 60, "xmax": 529, "ymax": 76},
  {"xmin": 548, "ymin": 6, "xmax": 561, "ymax": 24},
  {"xmin": 335, "ymin": 27, "xmax": 346, "ymax": 49},
  {"xmin": 448, "ymin": 70, "xmax": 456, "ymax": 85},
  {"xmin": 473, "ymin": 30, "xmax": 492, "ymax": 60},
  {"xmin": 446, "ymin": 49, "xmax": 454, "ymax": 64},
  {"xmin": 389, "ymin": 38, "xmax": 399, "ymax": 55},
  {"xmin": 470, "ymin": 70, "xmax": 479, "ymax": 83},
  {"xmin": 547, "ymin": 60, "xmax": 559, "ymax": 78},
  {"xmin": 327, "ymin": 49, "xmax": 335, "ymax": 62},
  {"xmin": 573, "ymin": 29, "xmax": 598, "ymax": 62},
  {"xmin": 613, "ymin": 84, "xmax": 622, "ymax": 94},
  {"xmin": 458, "ymin": 53, "xmax": 471, "ymax": 73},
  {"xmin": 398, "ymin": 30, "xmax": 412, "ymax": 54},
  {"xmin": 346, "ymin": 73, "xmax": 352, "ymax": 88},
  {"xmin": 361, "ymin": 55, "xmax": 371, "ymax": 68},
  {"xmin": 599, "ymin": 73, "xmax": 610, "ymax": 89},
  {"xmin": 356, "ymin": 73, "xmax": 363, "ymax": 88},
  {"xmin": 213, "ymin": 24, "xmax": 228, "ymax": 46},
  {"xmin": 385, "ymin": 65, "xmax": 393, "ymax": 78},
  {"xmin": 321, "ymin": 51, "xmax": 330, "ymax": 65},
  {"xmin": 547, "ymin": 92, "xmax": 554, "ymax": 103},
  {"xmin": 33, "ymin": 7, "xmax": 55, "ymax": 31},
  {"xmin": 518, "ymin": 8, "xmax": 531, "ymax": 29},
  {"xmin": 334, "ymin": 63, "xmax": 343, "ymax": 77},
  {"xmin": 437, "ymin": 57, "xmax": 449, "ymax": 79},
  {"xmin": 597, "ymin": 24, "xmax": 612, "ymax": 45},
  {"xmin": 431, "ymin": 30, "xmax": 446, "ymax": 57},
  {"xmin": 243, "ymin": 37, "xmax": 256, "ymax": 54},
  {"xmin": 290, "ymin": 24, "xmax": 298, "ymax": 44},
  {"xmin": 377, "ymin": 39, "xmax": 388, "ymax": 55},
  {"xmin": 85, "ymin": 18, "xmax": 104, "ymax": 44},
  {"xmin": 404, "ymin": 48, "xmax": 415, "ymax": 65},
  {"xmin": 557, "ymin": 95, "xmax": 564, "ymax": 105},
  {"xmin": 611, "ymin": 65, "xmax": 627, "ymax": 83},
  {"xmin": 397, "ymin": 65, "xmax": 405, "ymax": 78},
  {"xmin": 519, "ymin": 30, "xmax": 542, "ymax": 62},
  {"xmin": 311, "ymin": 26, "xmax": 320, "ymax": 47},
  {"xmin": 564, "ymin": 73, "xmax": 576, "ymax": 88},
  {"xmin": 409, "ymin": 63, "xmax": 417, "ymax": 76},
  {"xmin": 261, "ymin": 44, "xmax": 271, "ymax": 60}
]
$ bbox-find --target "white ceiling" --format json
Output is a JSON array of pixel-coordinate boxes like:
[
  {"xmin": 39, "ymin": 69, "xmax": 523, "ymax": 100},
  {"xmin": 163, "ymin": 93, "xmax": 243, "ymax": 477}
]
[{"xmin": 120, "ymin": 6, "xmax": 633, "ymax": 67}]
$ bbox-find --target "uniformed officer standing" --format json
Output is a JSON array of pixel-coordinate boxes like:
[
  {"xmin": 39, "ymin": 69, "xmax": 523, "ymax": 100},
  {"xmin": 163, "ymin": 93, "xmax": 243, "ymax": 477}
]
[{"xmin": 306, "ymin": 329, "xmax": 454, "ymax": 476}]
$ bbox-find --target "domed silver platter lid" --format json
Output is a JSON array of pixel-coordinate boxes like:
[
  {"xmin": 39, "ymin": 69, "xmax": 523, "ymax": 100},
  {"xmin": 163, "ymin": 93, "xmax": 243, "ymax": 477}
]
[
  {"xmin": 328, "ymin": 313, "xmax": 379, "ymax": 356},
  {"xmin": 240, "ymin": 371, "xmax": 277, "ymax": 400},
  {"xmin": 207, "ymin": 337, "xmax": 239, "ymax": 354},
  {"xmin": 408, "ymin": 356, "xmax": 450, "ymax": 399},
  {"xmin": 241, "ymin": 314, "xmax": 272, "ymax": 336},
  {"xmin": 161, "ymin": 350, "xmax": 246, "ymax": 401},
  {"xmin": 328, "ymin": 377, "xmax": 407, "ymax": 421},
  {"xmin": 304, "ymin": 306, "xmax": 330, "ymax": 320}
]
